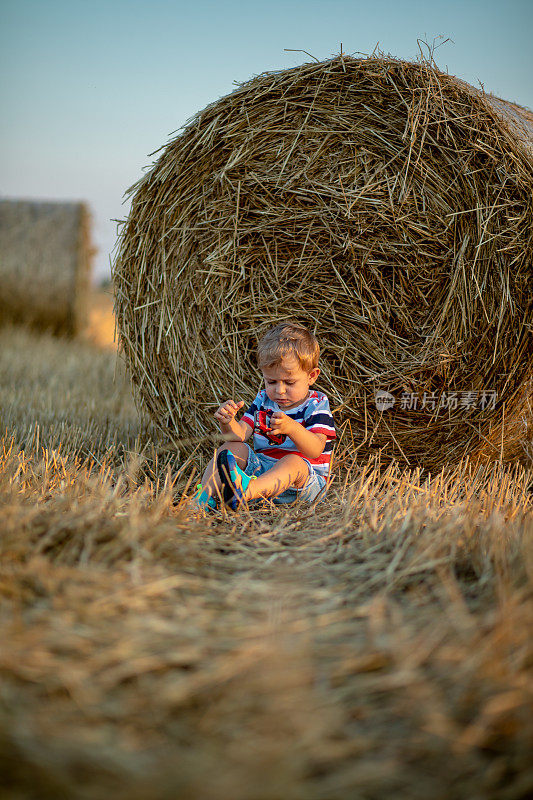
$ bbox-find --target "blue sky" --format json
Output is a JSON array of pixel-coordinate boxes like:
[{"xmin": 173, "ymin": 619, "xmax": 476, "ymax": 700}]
[{"xmin": 1, "ymin": 0, "xmax": 532, "ymax": 280}]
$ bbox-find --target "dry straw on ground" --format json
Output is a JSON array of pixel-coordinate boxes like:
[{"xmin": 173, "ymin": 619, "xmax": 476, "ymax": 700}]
[
  {"xmin": 0, "ymin": 199, "xmax": 93, "ymax": 335},
  {"xmin": 1, "ymin": 435, "xmax": 533, "ymax": 800},
  {"xmin": 1, "ymin": 323, "xmax": 533, "ymax": 798},
  {"xmin": 113, "ymin": 53, "xmax": 533, "ymax": 470}
]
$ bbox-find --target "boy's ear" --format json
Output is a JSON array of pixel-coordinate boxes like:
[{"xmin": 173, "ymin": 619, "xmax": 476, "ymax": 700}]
[{"xmin": 308, "ymin": 367, "xmax": 320, "ymax": 384}]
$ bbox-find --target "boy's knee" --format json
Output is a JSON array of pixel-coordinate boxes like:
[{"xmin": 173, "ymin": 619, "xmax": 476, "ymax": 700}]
[
  {"xmin": 280, "ymin": 454, "xmax": 311, "ymax": 488},
  {"xmin": 218, "ymin": 441, "xmax": 249, "ymax": 467},
  {"xmin": 281, "ymin": 453, "xmax": 308, "ymax": 468}
]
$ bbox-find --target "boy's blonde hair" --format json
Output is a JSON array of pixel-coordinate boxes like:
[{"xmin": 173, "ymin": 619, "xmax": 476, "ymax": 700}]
[{"xmin": 257, "ymin": 322, "xmax": 320, "ymax": 373}]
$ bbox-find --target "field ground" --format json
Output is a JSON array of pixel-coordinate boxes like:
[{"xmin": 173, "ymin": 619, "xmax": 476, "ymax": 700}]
[{"xmin": 1, "ymin": 296, "xmax": 532, "ymax": 799}]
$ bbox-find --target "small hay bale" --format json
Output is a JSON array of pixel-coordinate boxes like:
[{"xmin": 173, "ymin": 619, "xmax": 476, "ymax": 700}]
[
  {"xmin": 0, "ymin": 199, "xmax": 93, "ymax": 336},
  {"xmin": 113, "ymin": 55, "xmax": 533, "ymax": 470}
]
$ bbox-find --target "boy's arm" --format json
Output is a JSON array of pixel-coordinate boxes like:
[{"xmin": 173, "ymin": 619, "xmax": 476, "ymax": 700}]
[
  {"xmin": 287, "ymin": 422, "xmax": 327, "ymax": 460},
  {"xmin": 220, "ymin": 419, "xmax": 253, "ymax": 442},
  {"xmin": 215, "ymin": 399, "xmax": 254, "ymax": 442},
  {"xmin": 270, "ymin": 413, "xmax": 326, "ymax": 459},
  {"xmin": 242, "ymin": 420, "xmax": 254, "ymax": 441}
]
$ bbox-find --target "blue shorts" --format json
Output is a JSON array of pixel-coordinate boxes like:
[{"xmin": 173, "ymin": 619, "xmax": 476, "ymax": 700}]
[{"xmin": 242, "ymin": 444, "xmax": 328, "ymax": 505}]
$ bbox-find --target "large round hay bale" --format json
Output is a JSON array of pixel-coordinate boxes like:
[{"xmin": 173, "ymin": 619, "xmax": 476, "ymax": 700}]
[
  {"xmin": 113, "ymin": 55, "xmax": 533, "ymax": 470},
  {"xmin": 0, "ymin": 199, "xmax": 93, "ymax": 335}
]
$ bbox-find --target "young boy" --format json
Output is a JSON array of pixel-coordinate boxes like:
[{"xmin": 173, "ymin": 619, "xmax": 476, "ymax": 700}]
[{"xmin": 194, "ymin": 321, "xmax": 336, "ymax": 511}]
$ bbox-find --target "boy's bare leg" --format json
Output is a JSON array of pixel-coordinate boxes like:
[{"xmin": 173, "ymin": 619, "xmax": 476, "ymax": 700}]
[
  {"xmin": 239, "ymin": 454, "xmax": 309, "ymax": 501},
  {"xmin": 201, "ymin": 442, "xmax": 249, "ymax": 500}
]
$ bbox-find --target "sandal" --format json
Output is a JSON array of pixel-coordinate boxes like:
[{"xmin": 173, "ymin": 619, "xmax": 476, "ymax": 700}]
[{"xmin": 216, "ymin": 450, "xmax": 256, "ymax": 510}]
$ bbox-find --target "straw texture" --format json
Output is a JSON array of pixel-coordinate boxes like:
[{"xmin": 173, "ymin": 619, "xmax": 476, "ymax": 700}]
[
  {"xmin": 0, "ymin": 199, "xmax": 93, "ymax": 335},
  {"xmin": 113, "ymin": 55, "xmax": 533, "ymax": 470},
  {"xmin": 1, "ymin": 320, "xmax": 533, "ymax": 798}
]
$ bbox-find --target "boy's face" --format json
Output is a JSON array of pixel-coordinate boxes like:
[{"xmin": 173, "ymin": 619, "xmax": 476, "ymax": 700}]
[{"xmin": 262, "ymin": 357, "xmax": 320, "ymax": 410}]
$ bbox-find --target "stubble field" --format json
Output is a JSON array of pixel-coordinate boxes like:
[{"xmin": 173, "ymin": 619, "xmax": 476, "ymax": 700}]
[{"xmin": 1, "ymin": 294, "xmax": 532, "ymax": 799}]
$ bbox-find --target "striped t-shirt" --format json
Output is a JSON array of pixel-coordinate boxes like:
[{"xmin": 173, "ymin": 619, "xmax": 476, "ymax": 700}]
[{"xmin": 241, "ymin": 389, "xmax": 336, "ymax": 478}]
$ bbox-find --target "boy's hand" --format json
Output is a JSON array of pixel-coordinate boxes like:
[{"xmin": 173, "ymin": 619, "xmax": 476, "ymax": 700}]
[
  {"xmin": 269, "ymin": 411, "xmax": 295, "ymax": 436},
  {"xmin": 214, "ymin": 399, "xmax": 245, "ymax": 425}
]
